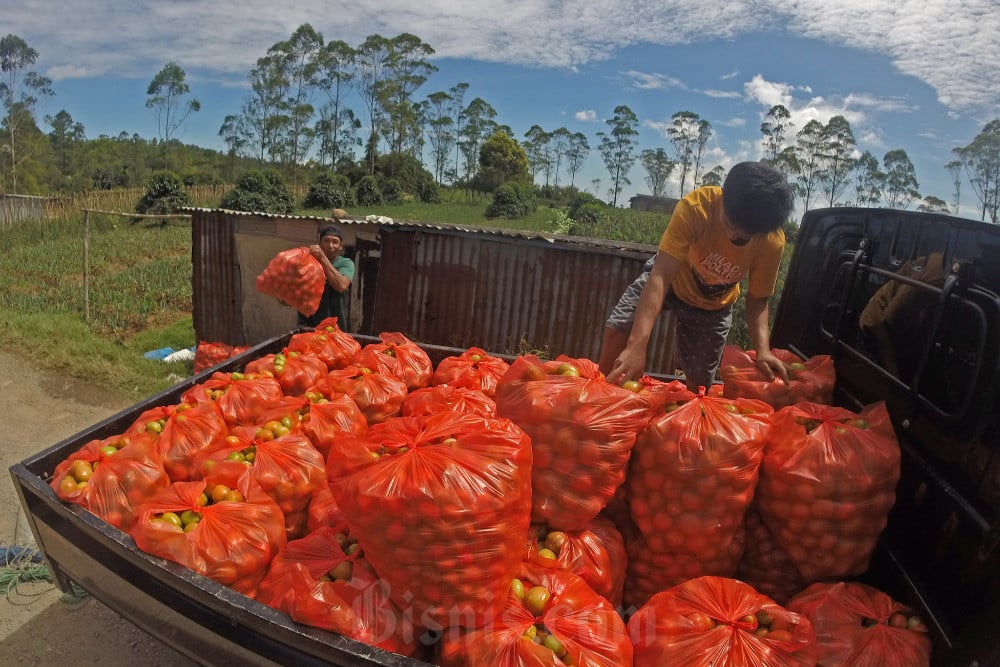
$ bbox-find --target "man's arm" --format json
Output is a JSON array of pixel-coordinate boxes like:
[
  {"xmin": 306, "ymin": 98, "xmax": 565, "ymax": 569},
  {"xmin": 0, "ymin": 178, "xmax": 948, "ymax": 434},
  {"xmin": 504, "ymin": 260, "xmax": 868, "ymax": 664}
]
[
  {"xmin": 745, "ymin": 293, "xmax": 789, "ymax": 383},
  {"xmin": 310, "ymin": 246, "xmax": 352, "ymax": 292},
  {"xmin": 608, "ymin": 252, "xmax": 682, "ymax": 383}
]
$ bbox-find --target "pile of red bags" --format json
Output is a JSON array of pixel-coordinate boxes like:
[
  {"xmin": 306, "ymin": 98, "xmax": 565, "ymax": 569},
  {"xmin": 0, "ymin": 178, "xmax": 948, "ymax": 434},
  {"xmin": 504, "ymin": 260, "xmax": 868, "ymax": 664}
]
[
  {"xmin": 721, "ymin": 346, "xmax": 835, "ymax": 408},
  {"xmin": 193, "ymin": 341, "xmax": 250, "ymax": 374}
]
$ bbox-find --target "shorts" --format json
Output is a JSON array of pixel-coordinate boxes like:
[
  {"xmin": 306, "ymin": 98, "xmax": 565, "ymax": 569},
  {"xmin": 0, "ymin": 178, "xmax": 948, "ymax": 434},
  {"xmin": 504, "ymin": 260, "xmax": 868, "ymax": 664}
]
[{"xmin": 605, "ymin": 257, "xmax": 733, "ymax": 388}]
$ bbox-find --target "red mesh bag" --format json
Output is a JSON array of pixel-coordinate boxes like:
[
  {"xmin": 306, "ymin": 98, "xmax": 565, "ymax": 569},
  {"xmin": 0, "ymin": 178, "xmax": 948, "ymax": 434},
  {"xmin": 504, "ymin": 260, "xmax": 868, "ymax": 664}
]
[
  {"xmin": 626, "ymin": 394, "xmax": 771, "ymax": 561},
  {"xmin": 131, "ymin": 466, "xmax": 286, "ymax": 597},
  {"xmin": 181, "ymin": 371, "xmax": 285, "ymax": 427},
  {"xmin": 314, "ymin": 365, "xmax": 408, "ymax": 424},
  {"xmin": 306, "ymin": 483, "xmax": 346, "ymax": 532},
  {"xmin": 757, "ymin": 401, "xmax": 900, "ymax": 581},
  {"xmin": 193, "ymin": 341, "xmax": 250, "ymax": 374},
  {"xmin": 124, "ymin": 401, "xmax": 229, "ymax": 482},
  {"xmin": 432, "ymin": 347, "xmax": 511, "ymax": 397},
  {"xmin": 257, "ymin": 526, "xmax": 419, "ymax": 656},
  {"xmin": 244, "ymin": 350, "xmax": 328, "ymax": 397},
  {"xmin": 628, "ymin": 576, "xmax": 817, "ymax": 667},
  {"xmin": 286, "ymin": 317, "xmax": 360, "ymax": 370},
  {"xmin": 495, "ymin": 354, "xmax": 652, "ymax": 530},
  {"xmin": 327, "ymin": 411, "xmax": 532, "ymax": 629},
  {"xmin": 787, "ymin": 581, "xmax": 931, "ymax": 666},
  {"xmin": 355, "ymin": 332, "xmax": 433, "ymax": 391},
  {"xmin": 299, "ymin": 391, "xmax": 368, "ymax": 460},
  {"xmin": 736, "ymin": 506, "xmax": 808, "ymax": 605},
  {"xmin": 51, "ymin": 432, "xmax": 168, "ymax": 531},
  {"xmin": 721, "ymin": 346, "xmax": 835, "ymax": 409},
  {"xmin": 437, "ymin": 563, "xmax": 632, "ymax": 667},
  {"xmin": 194, "ymin": 423, "xmax": 326, "ymax": 541},
  {"xmin": 524, "ymin": 516, "xmax": 627, "ymax": 607},
  {"xmin": 402, "ymin": 384, "xmax": 497, "ymax": 419},
  {"xmin": 256, "ymin": 246, "xmax": 325, "ymax": 316}
]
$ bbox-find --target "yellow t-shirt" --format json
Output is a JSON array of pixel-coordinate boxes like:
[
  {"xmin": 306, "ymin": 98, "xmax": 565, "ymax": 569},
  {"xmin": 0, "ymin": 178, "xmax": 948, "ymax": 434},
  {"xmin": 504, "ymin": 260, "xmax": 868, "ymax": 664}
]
[{"xmin": 657, "ymin": 186, "xmax": 785, "ymax": 310}]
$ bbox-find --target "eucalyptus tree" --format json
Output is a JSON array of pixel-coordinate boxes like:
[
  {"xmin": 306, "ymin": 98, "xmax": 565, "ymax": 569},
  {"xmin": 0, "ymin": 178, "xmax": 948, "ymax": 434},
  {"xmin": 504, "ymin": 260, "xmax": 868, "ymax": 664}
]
[
  {"xmin": 853, "ymin": 150, "xmax": 884, "ymax": 206},
  {"xmin": 639, "ymin": 147, "xmax": 675, "ymax": 197},
  {"xmin": 817, "ymin": 115, "xmax": 856, "ymax": 207},
  {"xmin": 145, "ymin": 61, "xmax": 200, "ymax": 169},
  {"xmin": 565, "ymin": 132, "xmax": 590, "ymax": 188},
  {"xmin": 700, "ymin": 165, "xmax": 725, "ymax": 187},
  {"xmin": 792, "ymin": 119, "xmax": 826, "ymax": 212},
  {"xmin": 267, "ymin": 24, "xmax": 325, "ymax": 179},
  {"xmin": 355, "ymin": 34, "xmax": 392, "ymax": 173},
  {"xmin": 457, "ymin": 97, "xmax": 498, "ymax": 181},
  {"xmin": 315, "ymin": 39, "xmax": 356, "ymax": 169},
  {"xmin": 523, "ymin": 125, "xmax": 552, "ymax": 185},
  {"xmin": 952, "ymin": 119, "xmax": 1000, "ymax": 223},
  {"xmin": 45, "ymin": 109, "xmax": 85, "ymax": 183},
  {"xmin": 424, "ymin": 90, "xmax": 455, "ymax": 183},
  {"xmin": 0, "ymin": 34, "xmax": 53, "ymax": 191},
  {"xmin": 377, "ymin": 33, "xmax": 437, "ymax": 156},
  {"xmin": 448, "ymin": 82, "xmax": 469, "ymax": 181},
  {"xmin": 760, "ymin": 104, "xmax": 793, "ymax": 163},
  {"xmin": 882, "ymin": 149, "xmax": 919, "ymax": 209},
  {"xmin": 666, "ymin": 110, "xmax": 703, "ymax": 196},
  {"xmin": 596, "ymin": 105, "xmax": 639, "ymax": 207},
  {"xmin": 549, "ymin": 127, "xmax": 572, "ymax": 187},
  {"xmin": 691, "ymin": 118, "xmax": 713, "ymax": 187},
  {"xmin": 945, "ymin": 159, "xmax": 962, "ymax": 215},
  {"xmin": 917, "ymin": 196, "xmax": 950, "ymax": 213}
]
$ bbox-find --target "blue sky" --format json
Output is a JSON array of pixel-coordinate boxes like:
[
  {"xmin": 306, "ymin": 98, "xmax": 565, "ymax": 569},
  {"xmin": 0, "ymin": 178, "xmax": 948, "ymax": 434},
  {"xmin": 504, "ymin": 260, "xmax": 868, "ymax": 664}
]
[{"xmin": 7, "ymin": 0, "xmax": 999, "ymax": 220}]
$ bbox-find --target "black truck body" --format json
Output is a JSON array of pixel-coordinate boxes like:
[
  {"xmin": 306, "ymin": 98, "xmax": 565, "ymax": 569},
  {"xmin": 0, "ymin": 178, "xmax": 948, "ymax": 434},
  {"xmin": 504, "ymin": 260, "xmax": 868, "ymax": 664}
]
[{"xmin": 10, "ymin": 207, "xmax": 1000, "ymax": 665}]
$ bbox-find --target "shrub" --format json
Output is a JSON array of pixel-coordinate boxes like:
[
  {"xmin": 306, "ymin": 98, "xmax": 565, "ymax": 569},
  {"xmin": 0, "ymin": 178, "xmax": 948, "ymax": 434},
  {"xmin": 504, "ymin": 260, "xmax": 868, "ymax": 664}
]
[
  {"xmin": 381, "ymin": 178, "xmax": 404, "ymax": 205},
  {"xmin": 135, "ymin": 171, "xmax": 193, "ymax": 215},
  {"xmin": 416, "ymin": 178, "xmax": 442, "ymax": 203},
  {"xmin": 485, "ymin": 181, "xmax": 537, "ymax": 219},
  {"xmin": 567, "ymin": 192, "xmax": 606, "ymax": 222},
  {"xmin": 303, "ymin": 172, "xmax": 356, "ymax": 209},
  {"xmin": 355, "ymin": 175, "xmax": 382, "ymax": 206},
  {"xmin": 220, "ymin": 169, "xmax": 294, "ymax": 214}
]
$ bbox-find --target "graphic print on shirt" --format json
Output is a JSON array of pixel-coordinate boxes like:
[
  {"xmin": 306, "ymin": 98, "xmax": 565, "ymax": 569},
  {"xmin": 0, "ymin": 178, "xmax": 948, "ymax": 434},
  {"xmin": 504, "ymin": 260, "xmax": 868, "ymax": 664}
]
[{"xmin": 694, "ymin": 251, "xmax": 744, "ymax": 300}]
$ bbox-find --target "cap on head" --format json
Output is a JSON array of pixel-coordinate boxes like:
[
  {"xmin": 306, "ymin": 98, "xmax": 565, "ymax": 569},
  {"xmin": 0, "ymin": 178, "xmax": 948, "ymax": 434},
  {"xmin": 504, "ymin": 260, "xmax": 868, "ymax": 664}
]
[{"xmin": 319, "ymin": 224, "xmax": 343, "ymax": 240}]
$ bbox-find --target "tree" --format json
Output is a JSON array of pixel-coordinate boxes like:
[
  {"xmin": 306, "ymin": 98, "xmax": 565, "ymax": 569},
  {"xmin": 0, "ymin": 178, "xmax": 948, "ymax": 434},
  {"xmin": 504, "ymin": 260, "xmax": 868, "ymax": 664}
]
[
  {"xmin": 267, "ymin": 24, "xmax": 325, "ymax": 180},
  {"xmin": 917, "ymin": 196, "xmax": 950, "ymax": 213},
  {"xmin": 523, "ymin": 124, "xmax": 552, "ymax": 184},
  {"xmin": 666, "ymin": 111, "xmax": 705, "ymax": 196},
  {"xmin": 953, "ymin": 119, "xmax": 1000, "ymax": 223},
  {"xmin": 355, "ymin": 34, "xmax": 392, "ymax": 174},
  {"xmin": 945, "ymin": 159, "xmax": 962, "ymax": 215},
  {"xmin": 793, "ymin": 120, "xmax": 826, "ymax": 212},
  {"xmin": 145, "ymin": 62, "xmax": 200, "ymax": 170},
  {"xmin": 596, "ymin": 105, "xmax": 639, "ymax": 207},
  {"xmin": 565, "ymin": 132, "xmax": 590, "ymax": 188},
  {"xmin": 882, "ymin": 149, "xmax": 919, "ymax": 209},
  {"xmin": 639, "ymin": 147, "xmax": 675, "ymax": 197},
  {"xmin": 853, "ymin": 150, "xmax": 884, "ymax": 206},
  {"xmin": 817, "ymin": 115, "xmax": 856, "ymax": 207},
  {"xmin": 457, "ymin": 97, "xmax": 498, "ymax": 181},
  {"xmin": 424, "ymin": 90, "xmax": 455, "ymax": 184},
  {"xmin": 549, "ymin": 127, "xmax": 572, "ymax": 187},
  {"xmin": 760, "ymin": 104, "xmax": 793, "ymax": 163},
  {"xmin": 473, "ymin": 130, "xmax": 529, "ymax": 191},
  {"xmin": 446, "ymin": 82, "xmax": 469, "ymax": 182},
  {"xmin": 691, "ymin": 119, "xmax": 713, "ymax": 187},
  {"xmin": 378, "ymin": 34, "xmax": 436, "ymax": 156},
  {"xmin": 315, "ymin": 39, "xmax": 356, "ymax": 169},
  {"xmin": 700, "ymin": 165, "xmax": 725, "ymax": 187},
  {"xmin": 45, "ymin": 109, "xmax": 85, "ymax": 186},
  {"xmin": 0, "ymin": 34, "xmax": 53, "ymax": 191}
]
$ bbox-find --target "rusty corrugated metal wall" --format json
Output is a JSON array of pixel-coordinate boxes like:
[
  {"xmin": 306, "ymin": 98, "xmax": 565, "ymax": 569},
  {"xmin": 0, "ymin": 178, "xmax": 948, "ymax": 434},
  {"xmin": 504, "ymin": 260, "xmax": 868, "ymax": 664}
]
[
  {"xmin": 192, "ymin": 209, "xmax": 243, "ymax": 345},
  {"xmin": 372, "ymin": 228, "xmax": 676, "ymax": 374}
]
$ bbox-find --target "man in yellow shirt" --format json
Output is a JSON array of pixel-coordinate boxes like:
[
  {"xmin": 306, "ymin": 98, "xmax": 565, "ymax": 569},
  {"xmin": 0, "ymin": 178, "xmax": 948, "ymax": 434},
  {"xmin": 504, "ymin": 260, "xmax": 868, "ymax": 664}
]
[{"xmin": 601, "ymin": 161, "xmax": 794, "ymax": 390}]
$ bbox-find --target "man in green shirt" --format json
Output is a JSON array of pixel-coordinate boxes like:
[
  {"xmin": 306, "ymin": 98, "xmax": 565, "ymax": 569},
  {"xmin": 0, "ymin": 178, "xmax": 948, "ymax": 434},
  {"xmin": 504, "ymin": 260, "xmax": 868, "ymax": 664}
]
[{"xmin": 298, "ymin": 224, "xmax": 356, "ymax": 330}]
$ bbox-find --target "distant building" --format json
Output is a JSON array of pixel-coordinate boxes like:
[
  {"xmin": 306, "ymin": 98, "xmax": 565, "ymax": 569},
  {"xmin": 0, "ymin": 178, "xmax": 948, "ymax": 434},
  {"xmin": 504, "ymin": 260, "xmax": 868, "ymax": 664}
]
[{"xmin": 629, "ymin": 195, "xmax": 679, "ymax": 215}]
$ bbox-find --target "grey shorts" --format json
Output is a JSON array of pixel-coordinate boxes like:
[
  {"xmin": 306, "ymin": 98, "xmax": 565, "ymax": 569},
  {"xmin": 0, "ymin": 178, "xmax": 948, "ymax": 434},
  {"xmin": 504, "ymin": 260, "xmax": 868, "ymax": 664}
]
[{"xmin": 606, "ymin": 257, "xmax": 732, "ymax": 388}]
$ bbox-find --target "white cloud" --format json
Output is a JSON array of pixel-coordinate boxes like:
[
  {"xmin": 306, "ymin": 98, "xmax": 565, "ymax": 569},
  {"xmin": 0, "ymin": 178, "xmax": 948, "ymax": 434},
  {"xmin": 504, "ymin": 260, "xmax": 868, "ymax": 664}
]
[
  {"xmin": 621, "ymin": 70, "xmax": 687, "ymax": 91},
  {"xmin": 721, "ymin": 117, "xmax": 747, "ymax": 128},
  {"xmin": 699, "ymin": 89, "xmax": 742, "ymax": 99},
  {"xmin": 575, "ymin": 110, "xmax": 598, "ymax": 122}
]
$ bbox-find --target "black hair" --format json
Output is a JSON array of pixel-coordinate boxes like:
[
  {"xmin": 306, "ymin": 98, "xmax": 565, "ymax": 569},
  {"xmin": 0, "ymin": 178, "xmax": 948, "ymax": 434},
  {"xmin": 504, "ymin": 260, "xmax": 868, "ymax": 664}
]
[
  {"xmin": 319, "ymin": 224, "xmax": 343, "ymax": 240},
  {"xmin": 722, "ymin": 161, "xmax": 794, "ymax": 235}
]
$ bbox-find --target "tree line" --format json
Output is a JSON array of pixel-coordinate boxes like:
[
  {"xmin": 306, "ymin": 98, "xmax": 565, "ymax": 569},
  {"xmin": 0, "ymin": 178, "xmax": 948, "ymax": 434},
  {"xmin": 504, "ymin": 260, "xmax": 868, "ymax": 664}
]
[{"xmin": 1, "ymin": 29, "xmax": 999, "ymax": 223}]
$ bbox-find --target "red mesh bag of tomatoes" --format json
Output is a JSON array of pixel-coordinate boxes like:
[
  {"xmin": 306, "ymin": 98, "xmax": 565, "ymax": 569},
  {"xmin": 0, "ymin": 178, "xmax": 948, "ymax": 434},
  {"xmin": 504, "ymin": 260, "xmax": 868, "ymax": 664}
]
[
  {"xmin": 181, "ymin": 371, "xmax": 285, "ymax": 427},
  {"xmin": 194, "ymin": 422, "xmax": 326, "ymax": 541},
  {"xmin": 437, "ymin": 562, "xmax": 633, "ymax": 667},
  {"xmin": 757, "ymin": 401, "xmax": 901, "ymax": 581},
  {"xmin": 525, "ymin": 516, "xmax": 627, "ymax": 607},
  {"xmin": 124, "ymin": 401, "xmax": 229, "ymax": 482},
  {"xmin": 244, "ymin": 349, "xmax": 328, "ymax": 397},
  {"xmin": 306, "ymin": 483, "xmax": 346, "ymax": 532},
  {"xmin": 51, "ymin": 432, "xmax": 169, "ymax": 531},
  {"xmin": 299, "ymin": 390, "xmax": 368, "ymax": 460},
  {"xmin": 313, "ymin": 365, "xmax": 407, "ymax": 424},
  {"xmin": 131, "ymin": 465, "xmax": 286, "ymax": 597},
  {"xmin": 628, "ymin": 575, "xmax": 817, "ymax": 667},
  {"xmin": 355, "ymin": 332, "xmax": 433, "ymax": 391},
  {"xmin": 633, "ymin": 375, "xmax": 698, "ymax": 412},
  {"xmin": 623, "ymin": 523, "xmax": 747, "ymax": 612},
  {"xmin": 787, "ymin": 581, "xmax": 931, "ymax": 666},
  {"xmin": 495, "ymin": 354, "xmax": 653, "ymax": 531},
  {"xmin": 286, "ymin": 316, "xmax": 360, "ymax": 370},
  {"xmin": 432, "ymin": 347, "xmax": 511, "ymax": 397},
  {"xmin": 736, "ymin": 506, "xmax": 807, "ymax": 606},
  {"xmin": 256, "ymin": 246, "xmax": 325, "ymax": 316},
  {"xmin": 257, "ymin": 526, "xmax": 419, "ymax": 656},
  {"xmin": 721, "ymin": 345, "xmax": 835, "ymax": 409},
  {"xmin": 327, "ymin": 411, "xmax": 532, "ymax": 629},
  {"xmin": 193, "ymin": 341, "xmax": 250, "ymax": 374},
  {"xmin": 626, "ymin": 393, "xmax": 772, "ymax": 562},
  {"xmin": 402, "ymin": 384, "xmax": 497, "ymax": 419}
]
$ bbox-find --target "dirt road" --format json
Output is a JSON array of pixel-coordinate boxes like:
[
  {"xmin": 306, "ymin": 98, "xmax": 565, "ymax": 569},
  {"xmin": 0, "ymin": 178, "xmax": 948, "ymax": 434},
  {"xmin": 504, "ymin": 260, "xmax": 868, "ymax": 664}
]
[{"xmin": 0, "ymin": 351, "xmax": 198, "ymax": 666}]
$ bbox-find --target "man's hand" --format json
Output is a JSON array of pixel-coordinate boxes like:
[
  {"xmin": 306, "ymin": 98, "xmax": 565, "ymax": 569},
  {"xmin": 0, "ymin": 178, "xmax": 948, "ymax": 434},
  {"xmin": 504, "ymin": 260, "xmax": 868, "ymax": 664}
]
[
  {"xmin": 608, "ymin": 344, "xmax": 647, "ymax": 384},
  {"xmin": 755, "ymin": 348, "xmax": 790, "ymax": 384},
  {"xmin": 308, "ymin": 244, "xmax": 325, "ymax": 261}
]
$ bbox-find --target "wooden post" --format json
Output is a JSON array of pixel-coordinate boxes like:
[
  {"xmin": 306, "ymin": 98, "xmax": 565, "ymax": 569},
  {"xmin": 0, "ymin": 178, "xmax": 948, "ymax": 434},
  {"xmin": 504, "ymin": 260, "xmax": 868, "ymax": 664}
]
[{"xmin": 83, "ymin": 209, "xmax": 90, "ymax": 322}]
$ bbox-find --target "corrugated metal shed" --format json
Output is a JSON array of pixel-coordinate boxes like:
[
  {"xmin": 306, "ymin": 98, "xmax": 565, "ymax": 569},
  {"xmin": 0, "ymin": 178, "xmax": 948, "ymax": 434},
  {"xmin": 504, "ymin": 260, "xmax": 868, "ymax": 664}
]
[{"xmin": 188, "ymin": 208, "xmax": 677, "ymax": 375}]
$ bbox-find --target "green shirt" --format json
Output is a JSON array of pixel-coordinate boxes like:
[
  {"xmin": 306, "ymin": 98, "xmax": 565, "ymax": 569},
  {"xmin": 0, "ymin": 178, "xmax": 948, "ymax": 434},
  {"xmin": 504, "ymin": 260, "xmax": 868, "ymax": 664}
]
[{"xmin": 298, "ymin": 255, "xmax": 355, "ymax": 329}]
